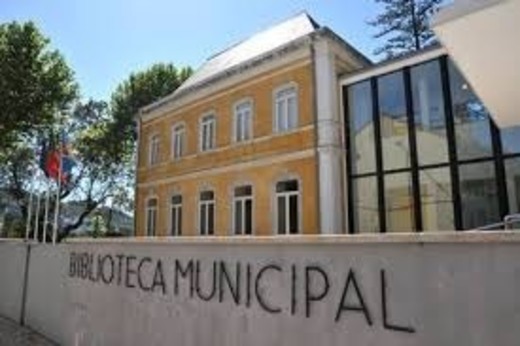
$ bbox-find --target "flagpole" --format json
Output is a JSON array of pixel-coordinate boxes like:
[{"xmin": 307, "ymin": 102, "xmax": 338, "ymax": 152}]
[
  {"xmin": 25, "ymin": 183, "xmax": 34, "ymax": 241},
  {"xmin": 34, "ymin": 190, "xmax": 41, "ymax": 242},
  {"xmin": 52, "ymin": 135, "xmax": 63, "ymax": 245},
  {"xmin": 43, "ymin": 179, "xmax": 51, "ymax": 243}
]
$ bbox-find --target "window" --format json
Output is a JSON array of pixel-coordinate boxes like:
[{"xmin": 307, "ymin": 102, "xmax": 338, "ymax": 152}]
[
  {"xmin": 172, "ymin": 124, "xmax": 186, "ymax": 159},
  {"xmin": 145, "ymin": 198, "xmax": 158, "ymax": 236},
  {"xmin": 505, "ymin": 158, "xmax": 520, "ymax": 216},
  {"xmin": 199, "ymin": 190, "xmax": 215, "ymax": 235},
  {"xmin": 200, "ymin": 114, "xmax": 216, "ymax": 151},
  {"xmin": 276, "ymin": 180, "xmax": 299, "ymax": 234},
  {"xmin": 378, "ymin": 71, "xmax": 410, "ymax": 171},
  {"xmin": 420, "ymin": 167, "xmax": 454, "ymax": 231},
  {"xmin": 501, "ymin": 125, "xmax": 520, "ymax": 155},
  {"xmin": 149, "ymin": 134, "xmax": 160, "ymax": 166},
  {"xmin": 449, "ymin": 60, "xmax": 493, "ymax": 160},
  {"xmin": 348, "ymin": 81, "xmax": 376, "ymax": 175},
  {"xmin": 385, "ymin": 172, "xmax": 415, "ymax": 232},
  {"xmin": 170, "ymin": 195, "xmax": 182, "ymax": 236},
  {"xmin": 274, "ymin": 85, "xmax": 298, "ymax": 132},
  {"xmin": 233, "ymin": 185, "xmax": 253, "ymax": 235},
  {"xmin": 459, "ymin": 161, "xmax": 500, "ymax": 229},
  {"xmin": 352, "ymin": 176, "xmax": 379, "ymax": 233},
  {"xmin": 411, "ymin": 61, "xmax": 449, "ymax": 166},
  {"xmin": 234, "ymin": 100, "xmax": 253, "ymax": 142}
]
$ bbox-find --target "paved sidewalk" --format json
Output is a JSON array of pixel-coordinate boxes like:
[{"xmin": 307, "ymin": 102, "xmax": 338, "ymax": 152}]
[{"xmin": 0, "ymin": 316, "xmax": 57, "ymax": 346}]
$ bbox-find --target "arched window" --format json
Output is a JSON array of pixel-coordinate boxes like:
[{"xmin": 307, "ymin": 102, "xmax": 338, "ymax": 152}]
[
  {"xmin": 233, "ymin": 100, "xmax": 253, "ymax": 142},
  {"xmin": 233, "ymin": 185, "xmax": 253, "ymax": 235},
  {"xmin": 149, "ymin": 134, "xmax": 160, "ymax": 166},
  {"xmin": 274, "ymin": 84, "xmax": 298, "ymax": 133},
  {"xmin": 275, "ymin": 180, "xmax": 299, "ymax": 234},
  {"xmin": 145, "ymin": 198, "xmax": 158, "ymax": 236},
  {"xmin": 170, "ymin": 194, "xmax": 182, "ymax": 236},
  {"xmin": 171, "ymin": 124, "xmax": 186, "ymax": 159},
  {"xmin": 200, "ymin": 114, "xmax": 216, "ymax": 151},
  {"xmin": 199, "ymin": 190, "xmax": 215, "ymax": 235}
]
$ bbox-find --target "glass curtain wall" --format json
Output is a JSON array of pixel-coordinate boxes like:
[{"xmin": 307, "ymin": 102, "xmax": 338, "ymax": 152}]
[{"xmin": 346, "ymin": 56, "xmax": 520, "ymax": 233}]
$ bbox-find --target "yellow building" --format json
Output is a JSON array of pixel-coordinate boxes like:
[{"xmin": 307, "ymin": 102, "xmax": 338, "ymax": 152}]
[{"xmin": 135, "ymin": 13, "xmax": 369, "ymax": 236}]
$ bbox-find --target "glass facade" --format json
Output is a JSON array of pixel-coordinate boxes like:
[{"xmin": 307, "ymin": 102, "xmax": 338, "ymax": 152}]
[
  {"xmin": 448, "ymin": 61, "xmax": 493, "ymax": 161},
  {"xmin": 505, "ymin": 158, "xmax": 520, "ymax": 215},
  {"xmin": 348, "ymin": 81, "xmax": 376, "ymax": 175},
  {"xmin": 459, "ymin": 161, "xmax": 500, "ymax": 229},
  {"xmin": 420, "ymin": 167, "xmax": 454, "ymax": 231},
  {"xmin": 411, "ymin": 61, "xmax": 449, "ymax": 166},
  {"xmin": 346, "ymin": 55, "xmax": 520, "ymax": 233},
  {"xmin": 378, "ymin": 71, "xmax": 410, "ymax": 171},
  {"xmin": 385, "ymin": 172, "xmax": 415, "ymax": 232},
  {"xmin": 352, "ymin": 176, "xmax": 379, "ymax": 233}
]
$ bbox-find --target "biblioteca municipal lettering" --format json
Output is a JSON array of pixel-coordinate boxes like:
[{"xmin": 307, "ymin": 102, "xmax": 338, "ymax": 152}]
[{"xmin": 69, "ymin": 251, "xmax": 415, "ymax": 334}]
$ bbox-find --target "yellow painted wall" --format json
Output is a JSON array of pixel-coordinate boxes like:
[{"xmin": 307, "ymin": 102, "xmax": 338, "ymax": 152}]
[
  {"xmin": 136, "ymin": 156, "xmax": 317, "ymax": 237},
  {"xmin": 135, "ymin": 60, "xmax": 318, "ymax": 236}
]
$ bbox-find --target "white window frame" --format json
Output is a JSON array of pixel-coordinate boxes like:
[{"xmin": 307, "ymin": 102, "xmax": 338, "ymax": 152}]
[
  {"xmin": 275, "ymin": 179, "xmax": 301, "ymax": 235},
  {"xmin": 199, "ymin": 113, "xmax": 216, "ymax": 152},
  {"xmin": 145, "ymin": 197, "xmax": 158, "ymax": 236},
  {"xmin": 148, "ymin": 134, "xmax": 160, "ymax": 166},
  {"xmin": 171, "ymin": 123, "xmax": 186, "ymax": 160},
  {"xmin": 232, "ymin": 185, "xmax": 254, "ymax": 235},
  {"xmin": 273, "ymin": 83, "xmax": 298, "ymax": 133},
  {"xmin": 233, "ymin": 99, "xmax": 253, "ymax": 143},
  {"xmin": 198, "ymin": 190, "xmax": 215, "ymax": 236},
  {"xmin": 169, "ymin": 194, "xmax": 182, "ymax": 236}
]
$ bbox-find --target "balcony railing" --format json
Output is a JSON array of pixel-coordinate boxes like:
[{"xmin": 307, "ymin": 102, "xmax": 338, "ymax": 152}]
[{"xmin": 476, "ymin": 214, "xmax": 520, "ymax": 231}]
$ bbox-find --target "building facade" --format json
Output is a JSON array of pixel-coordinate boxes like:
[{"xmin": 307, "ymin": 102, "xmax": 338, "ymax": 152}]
[
  {"xmin": 135, "ymin": 13, "xmax": 369, "ymax": 236},
  {"xmin": 135, "ymin": 13, "xmax": 520, "ymax": 236}
]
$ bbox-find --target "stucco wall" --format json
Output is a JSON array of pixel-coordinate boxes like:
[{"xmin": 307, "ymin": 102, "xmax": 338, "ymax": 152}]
[
  {"xmin": 135, "ymin": 60, "xmax": 318, "ymax": 237},
  {"xmin": 2, "ymin": 233, "xmax": 520, "ymax": 345},
  {"xmin": 0, "ymin": 241, "xmax": 27, "ymax": 322}
]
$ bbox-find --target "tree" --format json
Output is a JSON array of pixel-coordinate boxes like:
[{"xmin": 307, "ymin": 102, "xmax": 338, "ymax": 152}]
[
  {"xmin": 57, "ymin": 99, "xmax": 133, "ymax": 240},
  {"xmin": 109, "ymin": 63, "xmax": 193, "ymax": 163},
  {"xmin": 368, "ymin": 0, "xmax": 445, "ymax": 59},
  {"xmin": 0, "ymin": 22, "xmax": 193, "ymax": 240},
  {"xmin": 58, "ymin": 63, "xmax": 193, "ymax": 240},
  {"xmin": 0, "ymin": 21, "xmax": 77, "ymax": 239},
  {"xmin": 0, "ymin": 21, "xmax": 78, "ymax": 150}
]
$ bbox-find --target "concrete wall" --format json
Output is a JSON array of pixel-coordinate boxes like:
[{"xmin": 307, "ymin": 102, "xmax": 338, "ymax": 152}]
[
  {"xmin": 2, "ymin": 233, "xmax": 520, "ymax": 345},
  {"xmin": 0, "ymin": 240, "xmax": 27, "ymax": 321},
  {"xmin": 24, "ymin": 244, "xmax": 68, "ymax": 344}
]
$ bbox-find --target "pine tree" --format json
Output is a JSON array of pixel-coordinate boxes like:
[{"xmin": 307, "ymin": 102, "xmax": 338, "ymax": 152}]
[{"xmin": 368, "ymin": 0, "xmax": 444, "ymax": 59}]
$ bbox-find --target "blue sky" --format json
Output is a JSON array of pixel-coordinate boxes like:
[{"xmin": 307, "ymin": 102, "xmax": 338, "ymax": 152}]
[{"xmin": 1, "ymin": 0, "xmax": 382, "ymax": 100}]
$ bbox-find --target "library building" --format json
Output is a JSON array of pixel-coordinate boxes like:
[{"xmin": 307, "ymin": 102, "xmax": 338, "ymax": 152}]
[{"xmin": 135, "ymin": 11, "xmax": 520, "ymax": 236}]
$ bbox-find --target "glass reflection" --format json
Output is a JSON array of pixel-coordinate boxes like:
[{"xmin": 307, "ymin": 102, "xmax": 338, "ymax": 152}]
[
  {"xmin": 349, "ymin": 81, "xmax": 376, "ymax": 174},
  {"xmin": 448, "ymin": 60, "xmax": 493, "ymax": 160},
  {"xmin": 352, "ymin": 176, "xmax": 379, "ymax": 233},
  {"xmin": 420, "ymin": 167, "xmax": 454, "ymax": 231},
  {"xmin": 411, "ymin": 61, "xmax": 449, "ymax": 166},
  {"xmin": 459, "ymin": 161, "xmax": 500, "ymax": 229},
  {"xmin": 505, "ymin": 158, "xmax": 520, "ymax": 216},
  {"xmin": 501, "ymin": 125, "xmax": 520, "ymax": 155},
  {"xmin": 378, "ymin": 72, "xmax": 410, "ymax": 171},
  {"xmin": 385, "ymin": 172, "xmax": 415, "ymax": 232}
]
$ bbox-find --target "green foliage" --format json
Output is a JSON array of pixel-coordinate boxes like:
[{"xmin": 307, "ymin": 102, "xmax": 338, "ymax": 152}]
[
  {"xmin": 368, "ymin": 0, "xmax": 444, "ymax": 59},
  {"xmin": 0, "ymin": 21, "xmax": 192, "ymax": 240},
  {"xmin": 109, "ymin": 63, "xmax": 193, "ymax": 162},
  {"xmin": 0, "ymin": 21, "xmax": 78, "ymax": 150}
]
